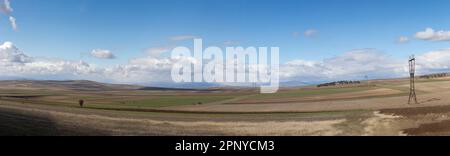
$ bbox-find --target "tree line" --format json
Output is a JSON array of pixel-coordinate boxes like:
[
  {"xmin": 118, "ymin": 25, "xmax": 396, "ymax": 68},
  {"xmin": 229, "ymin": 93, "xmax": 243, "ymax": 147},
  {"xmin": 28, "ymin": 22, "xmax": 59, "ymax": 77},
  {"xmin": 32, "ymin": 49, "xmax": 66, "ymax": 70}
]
[
  {"xmin": 317, "ymin": 80, "xmax": 361, "ymax": 88},
  {"xmin": 419, "ymin": 73, "xmax": 449, "ymax": 79}
]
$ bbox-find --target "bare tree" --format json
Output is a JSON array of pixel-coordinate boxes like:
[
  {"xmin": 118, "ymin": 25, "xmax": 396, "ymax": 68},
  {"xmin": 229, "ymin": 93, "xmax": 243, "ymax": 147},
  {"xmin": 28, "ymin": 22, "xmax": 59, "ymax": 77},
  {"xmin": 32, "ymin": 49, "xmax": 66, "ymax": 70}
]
[{"xmin": 79, "ymin": 99, "xmax": 85, "ymax": 108}]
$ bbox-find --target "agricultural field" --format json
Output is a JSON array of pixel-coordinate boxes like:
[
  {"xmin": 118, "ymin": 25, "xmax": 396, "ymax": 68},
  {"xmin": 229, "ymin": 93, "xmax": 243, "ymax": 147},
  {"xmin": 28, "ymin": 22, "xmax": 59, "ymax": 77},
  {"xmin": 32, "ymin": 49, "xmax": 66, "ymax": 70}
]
[{"xmin": 2, "ymin": 77, "xmax": 450, "ymax": 136}]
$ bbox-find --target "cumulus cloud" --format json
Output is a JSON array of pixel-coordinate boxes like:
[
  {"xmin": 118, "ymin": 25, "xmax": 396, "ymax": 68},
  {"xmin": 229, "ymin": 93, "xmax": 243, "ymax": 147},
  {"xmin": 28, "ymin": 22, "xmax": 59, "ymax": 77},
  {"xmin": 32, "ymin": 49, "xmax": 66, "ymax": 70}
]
[
  {"xmin": 4, "ymin": 41, "xmax": 450, "ymax": 86},
  {"xmin": 397, "ymin": 36, "xmax": 409, "ymax": 43},
  {"xmin": 416, "ymin": 48, "xmax": 450, "ymax": 73},
  {"xmin": 0, "ymin": 42, "xmax": 32, "ymax": 63},
  {"xmin": 106, "ymin": 57, "xmax": 195, "ymax": 84},
  {"xmin": 415, "ymin": 28, "xmax": 450, "ymax": 41},
  {"xmin": 90, "ymin": 49, "xmax": 115, "ymax": 59},
  {"xmin": 281, "ymin": 49, "xmax": 406, "ymax": 82},
  {"xmin": 0, "ymin": 41, "xmax": 199, "ymax": 85},
  {"xmin": 102, "ymin": 48, "xmax": 450, "ymax": 85},
  {"xmin": 0, "ymin": 42, "xmax": 102, "ymax": 80},
  {"xmin": 282, "ymin": 48, "xmax": 450, "ymax": 83}
]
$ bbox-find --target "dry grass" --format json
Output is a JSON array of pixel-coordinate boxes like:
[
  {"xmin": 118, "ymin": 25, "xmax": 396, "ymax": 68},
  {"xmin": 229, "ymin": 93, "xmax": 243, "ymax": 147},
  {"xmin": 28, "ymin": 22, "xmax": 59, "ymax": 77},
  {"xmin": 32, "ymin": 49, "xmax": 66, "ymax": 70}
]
[{"xmin": 2, "ymin": 78, "xmax": 450, "ymax": 136}]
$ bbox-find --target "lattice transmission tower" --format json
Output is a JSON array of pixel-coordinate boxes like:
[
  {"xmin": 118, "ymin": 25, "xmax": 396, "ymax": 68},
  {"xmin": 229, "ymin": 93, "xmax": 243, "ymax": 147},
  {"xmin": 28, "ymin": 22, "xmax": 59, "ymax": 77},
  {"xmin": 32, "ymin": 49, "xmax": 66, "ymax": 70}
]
[{"xmin": 408, "ymin": 55, "xmax": 418, "ymax": 104}]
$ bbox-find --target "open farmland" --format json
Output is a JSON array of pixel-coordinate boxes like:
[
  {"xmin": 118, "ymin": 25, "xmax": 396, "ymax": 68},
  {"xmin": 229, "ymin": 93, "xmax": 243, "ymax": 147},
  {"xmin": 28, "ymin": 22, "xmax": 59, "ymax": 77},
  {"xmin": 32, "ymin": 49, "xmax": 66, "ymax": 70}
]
[{"xmin": 2, "ymin": 78, "xmax": 450, "ymax": 136}]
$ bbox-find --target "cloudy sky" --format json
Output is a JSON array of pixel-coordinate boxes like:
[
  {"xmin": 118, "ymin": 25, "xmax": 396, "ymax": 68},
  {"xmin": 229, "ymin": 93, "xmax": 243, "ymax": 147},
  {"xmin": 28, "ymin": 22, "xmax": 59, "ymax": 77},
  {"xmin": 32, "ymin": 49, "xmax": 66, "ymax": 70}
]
[{"xmin": 1, "ymin": 0, "xmax": 450, "ymax": 86}]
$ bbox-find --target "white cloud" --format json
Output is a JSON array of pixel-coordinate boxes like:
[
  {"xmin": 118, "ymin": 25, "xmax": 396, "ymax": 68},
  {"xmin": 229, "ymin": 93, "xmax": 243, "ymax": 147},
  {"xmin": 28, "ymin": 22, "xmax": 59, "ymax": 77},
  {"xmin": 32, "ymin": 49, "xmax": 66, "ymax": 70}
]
[
  {"xmin": 282, "ymin": 49, "xmax": 405, "ymax": 82},
  {"xmin": 282, "ymin": 48, "xmax": 450, "ymax": 82},
  {"xmin": 1, "ymin": 0, "xmax": 17, "ymax": 31},
  {"xmin": 90, "ymin": 49, "xmax": 115, "ymax": 59},
  {"xmin": 0, "ymin": 41, "xmax": 32, "ymax": 63},
  {"xmin": 397, "ymin": 36, "xmax": 409, "ymax": 43},
  {"xmin": 282, "ymin": 60, "xmax": 329, "ymax": 80},
  {"xmin": 3, "ymin": 41, "xmax": 450, "ymax": 86},
  {"xmin": 0, "ymin": 42, "xmax": 102, "ymax": 80},
  {"xmin": 292, "ymin": 29, "xmax": 318, "ymax": 38},
  {"xmin": 304, "ymin": 29, "xmax": 318, "ymax": 37},
  {"xmin": 415, "ymin": 28, "xmax": 450, "ymax": 41},
  {"xmin": 0, "ymin": 0, "xmax": 12, "ymax": 14},
  {"xmin": 145, "ymin": 46, "xmax": 173, "ymax": 58},
  {"xmin": 416, "ymin": 48, "xmax": 450, "ymax": 72},
  {"xmin": 0, "ymin": 41, "xmax": 197, "ymax": 85},
  {"xmin": 169, "ymin": 35, "xmax": 199, "ymax": 41},
  {"xmin": 8, "ymin": 16, "xmax": 17, "ymax": 31},
  {"xmin": 106, "ymin": 57, "xmax": 185, "ymax": 84}
]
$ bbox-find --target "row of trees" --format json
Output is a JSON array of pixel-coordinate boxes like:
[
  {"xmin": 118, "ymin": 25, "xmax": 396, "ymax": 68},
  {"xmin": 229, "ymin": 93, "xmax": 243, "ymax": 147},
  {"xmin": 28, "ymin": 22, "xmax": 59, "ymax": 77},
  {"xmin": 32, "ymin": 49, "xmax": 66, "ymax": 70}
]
[
  {"xmin": 419, "ymin": 73, "xmax": 449, "ymax": 79},
  {"xmin": 317, "ymin": 81, "xmax": 361, "ymax": 88}
]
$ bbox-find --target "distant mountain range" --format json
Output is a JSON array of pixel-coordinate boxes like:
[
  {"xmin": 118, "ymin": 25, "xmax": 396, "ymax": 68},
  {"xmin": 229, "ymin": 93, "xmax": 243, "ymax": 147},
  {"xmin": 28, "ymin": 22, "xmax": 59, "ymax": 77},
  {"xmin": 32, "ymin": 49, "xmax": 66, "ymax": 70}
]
[
  {"xmin": 0, "ymin": 79, "xmax": 316, "ymax": 92},
  {"xmin": 0, "ymin": 80, "xmax": 142, "ymax": 91}
]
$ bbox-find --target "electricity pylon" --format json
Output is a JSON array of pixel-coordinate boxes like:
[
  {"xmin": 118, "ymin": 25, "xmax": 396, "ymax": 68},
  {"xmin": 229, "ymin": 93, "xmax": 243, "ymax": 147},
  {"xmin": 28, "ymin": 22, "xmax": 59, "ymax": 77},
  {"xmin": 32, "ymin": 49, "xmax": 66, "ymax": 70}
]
[{"xmin": 408, "ymin": 55, "xmax": 418, "ymax": 104}]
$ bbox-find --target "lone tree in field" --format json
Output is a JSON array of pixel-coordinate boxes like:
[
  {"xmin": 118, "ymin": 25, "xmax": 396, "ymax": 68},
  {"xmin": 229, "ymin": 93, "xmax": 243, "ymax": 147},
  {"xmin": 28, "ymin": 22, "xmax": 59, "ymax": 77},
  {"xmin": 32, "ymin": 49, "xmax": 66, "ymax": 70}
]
[{"xmin": 79, "ymin": 99, "xmax": 85, "ymax": 108}]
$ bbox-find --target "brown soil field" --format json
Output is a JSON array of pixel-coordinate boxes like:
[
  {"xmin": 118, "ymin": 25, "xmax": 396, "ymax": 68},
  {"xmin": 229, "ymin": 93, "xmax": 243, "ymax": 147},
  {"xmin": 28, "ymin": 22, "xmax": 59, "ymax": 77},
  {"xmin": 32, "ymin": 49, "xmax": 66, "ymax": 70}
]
[
  {"xmin": 0, "ymin": 102, "xmax": 365, "ymax": 136},
  {"xmin": 4, "ymin": 100, "xmax": 450, "ymax": 136},
  {"xmin": 2, "ymin": 78, "xmax": 450, "ymax": 136},
  {"xmin": 228, "ymin": 88, "xmax": 403, "ymax": 104},
  {"xmin": 381, "ymin": 105, "xmax": 450, "ymax": 136}
]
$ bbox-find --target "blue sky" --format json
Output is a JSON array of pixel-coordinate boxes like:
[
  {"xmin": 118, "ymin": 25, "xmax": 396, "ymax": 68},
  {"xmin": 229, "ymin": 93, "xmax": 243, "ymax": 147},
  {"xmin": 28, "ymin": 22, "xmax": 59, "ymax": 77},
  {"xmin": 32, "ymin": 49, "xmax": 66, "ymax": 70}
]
[{"xmin": 1, "ymin": 0, "xmax": 450, "ymax": 85}]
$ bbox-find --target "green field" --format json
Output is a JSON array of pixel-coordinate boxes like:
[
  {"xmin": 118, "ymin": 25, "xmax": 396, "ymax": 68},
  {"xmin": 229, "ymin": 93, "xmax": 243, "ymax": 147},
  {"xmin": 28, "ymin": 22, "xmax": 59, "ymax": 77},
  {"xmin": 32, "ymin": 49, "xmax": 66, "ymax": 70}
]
[
  {"xmin": 247, "ymin": 87, "xmax": 372, "ymax": 100},
  {"xmin": 0, "ymin": 89, "xmax": 249, "ymax": 110},
  {"xmin": 87, "ymin": 95, "xmax": 238, "ymax": 109},
  {"xmin": 0, "ymin": 77, "xmax": 439, "ymax": 111},
  {"xmin": 0, "ymin": 85, "xmax": 396, "ymax": 110}
]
